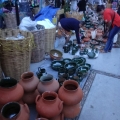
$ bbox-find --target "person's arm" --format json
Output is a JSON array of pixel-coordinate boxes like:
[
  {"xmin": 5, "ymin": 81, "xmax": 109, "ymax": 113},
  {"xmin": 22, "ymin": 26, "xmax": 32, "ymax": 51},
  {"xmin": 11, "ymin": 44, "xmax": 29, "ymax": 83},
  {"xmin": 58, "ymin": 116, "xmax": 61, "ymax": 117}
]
[{"xmin": 75, "ymin": 27, "xmax": 81, "ymax": 44}]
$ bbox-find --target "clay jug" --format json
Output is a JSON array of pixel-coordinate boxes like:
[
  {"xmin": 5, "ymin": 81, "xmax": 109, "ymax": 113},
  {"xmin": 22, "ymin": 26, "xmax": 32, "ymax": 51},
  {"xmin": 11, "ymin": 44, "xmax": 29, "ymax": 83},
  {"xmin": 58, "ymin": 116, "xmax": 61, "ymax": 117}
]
[
  {"xmin": 58, "ymin": 80, "xmax": 83, "ymax": 106},
  {"xmin": 63, "ymin": 103, "xmax": 80, "ymax": 118},
  {"xmin": 1, "ymin": 102, "xmax": 29, "ymax": 120},
  {"xmin": 37, "ymin": 74, "xmax": 59, "ymax": 94},
  {"xmin": 0, "ymin": 77, "xmax": 24, "ymax": 109},
  {"xmin": 19, "ymin": 72, "xmax": 39, "ymax": 92},
  {"xmin": 36, "ymin": 91, "xmax": 63, "ymax": 118},
  {"xmin": 50, "ymin": 112, "xmax": 64, "ymax": 120},
  {"xmin": 22, "ymin": 89, "xmax": 39, "ymax": 104}
]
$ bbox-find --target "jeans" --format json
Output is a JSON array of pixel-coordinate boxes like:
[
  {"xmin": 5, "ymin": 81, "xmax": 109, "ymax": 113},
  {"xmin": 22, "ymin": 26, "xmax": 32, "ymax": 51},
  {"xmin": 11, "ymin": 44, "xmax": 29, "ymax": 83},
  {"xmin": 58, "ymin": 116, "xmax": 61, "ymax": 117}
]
[
  {"xmin": 0, "ymin": 16, "xmax": 3, "ymax": 28},
  {"xmin": 104, "ymin": 26, "xmax": 120, "ymax": 52}
]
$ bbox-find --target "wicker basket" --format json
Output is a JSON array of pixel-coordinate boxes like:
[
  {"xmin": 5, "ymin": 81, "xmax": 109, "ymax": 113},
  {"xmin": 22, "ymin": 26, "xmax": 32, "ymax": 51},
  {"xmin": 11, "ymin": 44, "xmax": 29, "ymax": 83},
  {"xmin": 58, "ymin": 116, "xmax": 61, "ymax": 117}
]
[
  {"xmin": 65, "ymin": 11, "xmax": 83, "ymax": 21},
  {"xmin": 3, "ymin": 13, "xmax": 17, "ymax": 29},
  {"xmin": 0, "ymin": 29, "xmax": 34, "ymax": 81},
  {"xmin": 45, "ymin": 27, "xmax": 56, "ymax": 53},
  {"xmin": 31, "ymin": 29, "xmax": 45, "ymax": 63}
]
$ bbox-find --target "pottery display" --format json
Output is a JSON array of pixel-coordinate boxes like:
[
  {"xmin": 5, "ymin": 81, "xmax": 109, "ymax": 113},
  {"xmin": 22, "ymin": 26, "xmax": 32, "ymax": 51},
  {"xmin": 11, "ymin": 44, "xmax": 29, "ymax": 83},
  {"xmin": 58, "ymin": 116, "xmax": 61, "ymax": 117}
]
[
  {"xmin": 63, "ymin": 44, "xmax": 70, "ymax": 53},
  {"xmin": 51, "ymin": 60, "xmax": 65, "ymax": 71},
  {"xmin": 96, "ymin": 32, "xmax": 103, "ymax": 39},
  {"xmin": 1, "ymin": 102, "xmax": 29, "ymax": 120},
  {"xmin": 103, "ymin": 38, "xmax": 107, "ymax": 43},
  {"xmin": 50, "ymin": 112, "xmax": 64, "ymax": 120},
  {"xmin": 37, "ymin": 74, "xmax": 59, "ymax": 94},
  {"xmin": 36, "ymin": 91, "xmax": 63, "ymax": 118},
  {"xmin": 22, "ymin": 89, "xmax": 39, "ymax": 104},
  {"xmin": 87, "ymin": 51, "xmax": 96, "ymax": 58},
  {"xmin": 50, "ymin": 49, "xmax": 63, "ymax": 60},
  {"xmin": 63, "ymin": 103, "xmax": 80, "ymax": 118},
  {"xmin": 83, "ymin": 63, "xmax": 91, "ymax": 70},
  {"xmin": 72, "ymin": 57, "xmax": 86, "ymax": 66},
  {"xmin": 0, "ymin": 77, "xmax": 24, "ymax": 108},
  {"xmin": 62, "ymin": 58, "xmax": 72, "ymax": 64},
  {"xmin": 76, "ymin": 66, "xmax": 88, "ymax": 77},
  {"xmin": 58, "ymin": 80, "xmax": 83, "ymax": 106},
  {"xmin": 58, "ymin": 68, "xmax": 68, "ymax": 79},
  {"xmin": 19, "ymin": 72, "xmax": 39, "ymax": 92}
]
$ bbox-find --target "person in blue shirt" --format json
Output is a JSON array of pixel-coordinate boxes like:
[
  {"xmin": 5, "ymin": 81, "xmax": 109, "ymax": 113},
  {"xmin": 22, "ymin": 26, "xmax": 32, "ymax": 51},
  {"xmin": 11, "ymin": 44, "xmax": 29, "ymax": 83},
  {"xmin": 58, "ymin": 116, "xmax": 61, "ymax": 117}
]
[{"xmin": 58, "ymin": 18, "xmax": 84, "ymax": 46}]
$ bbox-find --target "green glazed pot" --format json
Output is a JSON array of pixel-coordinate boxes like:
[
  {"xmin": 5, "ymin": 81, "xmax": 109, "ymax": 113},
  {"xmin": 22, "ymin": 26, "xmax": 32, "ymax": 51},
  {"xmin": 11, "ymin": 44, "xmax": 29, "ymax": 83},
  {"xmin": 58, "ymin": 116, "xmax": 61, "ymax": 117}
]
[
  {"xmin": 83, "ymin": 63, "xmax": 91, "ymax": 70},
  {"xmin": 63, "ymin": 58, "xmax": 72, "ymax": 64},
  {"xmin": 87, "ymin": 51, "xmax": 96, "ymax": 59}
]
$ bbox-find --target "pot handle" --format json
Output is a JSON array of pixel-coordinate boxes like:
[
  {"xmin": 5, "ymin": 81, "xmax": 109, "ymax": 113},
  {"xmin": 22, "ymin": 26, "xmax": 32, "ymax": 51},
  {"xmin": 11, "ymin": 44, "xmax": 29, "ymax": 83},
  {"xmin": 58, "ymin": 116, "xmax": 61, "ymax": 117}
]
[
  {"xmin": 58, "ymin": 101, "xmax": 63, "ymax": 110},
  {"xmin": 36, "ymin": 95, "xmax": 41, "ymax": 103},
  {"xmin": 24, "ymin": 104, "xmax": 30, "ymax": 113}
]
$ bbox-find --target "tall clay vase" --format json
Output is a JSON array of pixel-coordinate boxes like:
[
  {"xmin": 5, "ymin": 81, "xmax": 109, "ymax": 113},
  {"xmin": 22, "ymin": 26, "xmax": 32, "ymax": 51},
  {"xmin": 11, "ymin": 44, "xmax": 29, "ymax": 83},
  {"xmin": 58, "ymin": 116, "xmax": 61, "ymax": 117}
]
[
  {"xmin": 36, "ymin": 91, "xmax": 63, "ymax": 118},
  {"xmin": 63, "ymin": 103, "xmax": 80, "ymax": 118},
  {"xmin": 0, "ymin": 78, "xmax": 24, "ymax": 109},
  {"xmin": 22, "ymin": 89, "xmax": 39, "ymax": 104},
  {"xmin": 1, "ymin": 102, "xmax": 29, "ymax": 120},
  {"xmin": 58, "ymin": 80, "xmax": 83, "ymax": 106},
  {"xmin": 19, "ymin": 72, "xmax": 39, "ymax": 92},
  {"xmin": 37, "ymin": 74, "xmax": 59, "ymax": 94}
]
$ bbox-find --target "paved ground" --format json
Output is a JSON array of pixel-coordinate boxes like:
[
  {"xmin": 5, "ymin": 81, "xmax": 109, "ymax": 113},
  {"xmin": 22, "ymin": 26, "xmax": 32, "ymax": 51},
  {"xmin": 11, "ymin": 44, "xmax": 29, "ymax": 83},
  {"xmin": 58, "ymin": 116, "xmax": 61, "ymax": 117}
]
[{"xmin": 30, "ymin": 35, "xmax": 120, "ymax": 120}]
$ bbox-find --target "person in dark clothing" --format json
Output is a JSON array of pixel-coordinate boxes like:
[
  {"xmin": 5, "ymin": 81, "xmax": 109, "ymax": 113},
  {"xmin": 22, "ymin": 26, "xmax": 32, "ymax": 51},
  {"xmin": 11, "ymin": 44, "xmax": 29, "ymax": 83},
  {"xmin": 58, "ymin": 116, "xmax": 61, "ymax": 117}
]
[
  {"xmin": 77, "ymin": 0, "xmax": 87, "ymax": 12},
  {"xmin": 58, "ymin": 18, "xmax": 84, "ymax": 46}
]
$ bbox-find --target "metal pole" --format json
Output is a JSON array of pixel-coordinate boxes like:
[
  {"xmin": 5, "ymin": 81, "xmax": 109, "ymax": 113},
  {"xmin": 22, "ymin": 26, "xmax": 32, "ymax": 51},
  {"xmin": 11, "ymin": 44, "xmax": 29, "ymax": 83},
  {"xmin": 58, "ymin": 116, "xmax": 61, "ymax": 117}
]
[{"xmin": 15, "ymin": 0, "xmax": 20, "ymax": 26}]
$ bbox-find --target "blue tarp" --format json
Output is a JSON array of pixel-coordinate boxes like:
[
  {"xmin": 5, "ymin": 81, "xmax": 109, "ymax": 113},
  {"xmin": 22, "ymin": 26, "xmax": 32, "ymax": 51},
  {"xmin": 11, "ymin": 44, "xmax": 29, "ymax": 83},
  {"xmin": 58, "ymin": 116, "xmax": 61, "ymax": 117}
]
[{"xmin": 34, "ymin": 6, "xmax": 60, "ymax": 22}]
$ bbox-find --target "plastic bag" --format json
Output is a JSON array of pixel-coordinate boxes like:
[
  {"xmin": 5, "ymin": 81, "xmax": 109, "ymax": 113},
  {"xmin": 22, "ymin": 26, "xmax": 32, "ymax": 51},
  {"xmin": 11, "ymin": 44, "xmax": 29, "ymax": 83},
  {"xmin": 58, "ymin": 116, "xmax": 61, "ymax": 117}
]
[{"xmin": 19, "ymin": 17, "xmax": 37, "ymax": 31}]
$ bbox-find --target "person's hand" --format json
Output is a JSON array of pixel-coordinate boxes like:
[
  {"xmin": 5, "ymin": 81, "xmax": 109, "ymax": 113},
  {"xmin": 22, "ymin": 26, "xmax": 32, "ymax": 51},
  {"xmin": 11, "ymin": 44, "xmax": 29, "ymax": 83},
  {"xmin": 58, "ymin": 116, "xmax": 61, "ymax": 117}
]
[{"xmin": 3, "ymin": 8, "xmax": 10, "ymax": 13}]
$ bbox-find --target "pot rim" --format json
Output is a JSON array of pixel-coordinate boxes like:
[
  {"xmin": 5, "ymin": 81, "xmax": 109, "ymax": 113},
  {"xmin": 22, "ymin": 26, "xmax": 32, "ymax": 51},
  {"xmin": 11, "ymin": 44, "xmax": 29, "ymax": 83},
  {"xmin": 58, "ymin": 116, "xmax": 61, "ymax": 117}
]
[
  {"xmin": 21, "ymin": 72, "xmax": 34, "ymax": 81},
  {"xmin": 1, "ymin": 102, "xmax": 20, "ymax": 119},
  {"xmin": 42, "ymin": 91, "xmax": 57, "ymax": 102},
  {"xmin": 63, "ymin": 80, "xmax": 78, "ymax": 92},
  {"xmin": 0, "ymin": 77, "xmax": 17, "ymax": 89}
]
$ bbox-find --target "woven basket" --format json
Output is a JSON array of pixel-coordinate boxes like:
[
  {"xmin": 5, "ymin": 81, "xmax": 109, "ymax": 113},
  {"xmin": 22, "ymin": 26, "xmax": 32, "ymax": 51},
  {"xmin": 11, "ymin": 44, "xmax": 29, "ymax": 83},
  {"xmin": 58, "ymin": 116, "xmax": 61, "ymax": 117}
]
[
  {"xmin": 65, "ymin": 11, "xmax": 83, "ymax": 21},
  {"xmin": 0, "ymin": 29, "xmax": 34, "ymax": 81},
  {"xmin": 31, "ymin": 29, "xmax": 45, "ymax": 63},
  {"xmin": 45, "ymin": 27, "xmax": 56, "ymax": 53},
  {"xmin": 3, "ymin": 13, "xmax": 17, "ymax": 29}
]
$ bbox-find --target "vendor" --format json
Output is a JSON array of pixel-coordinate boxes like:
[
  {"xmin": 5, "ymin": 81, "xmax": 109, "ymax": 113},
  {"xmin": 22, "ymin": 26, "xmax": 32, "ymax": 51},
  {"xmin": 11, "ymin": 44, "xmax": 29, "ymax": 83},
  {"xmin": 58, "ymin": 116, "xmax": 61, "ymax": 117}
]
[
  {"xmin": 96, "ymin": 5, "xmax": 120, "ymax": 53},
  {"xmin": 58, "ymin": 18, "xmax": 84, "ymax": 47}
]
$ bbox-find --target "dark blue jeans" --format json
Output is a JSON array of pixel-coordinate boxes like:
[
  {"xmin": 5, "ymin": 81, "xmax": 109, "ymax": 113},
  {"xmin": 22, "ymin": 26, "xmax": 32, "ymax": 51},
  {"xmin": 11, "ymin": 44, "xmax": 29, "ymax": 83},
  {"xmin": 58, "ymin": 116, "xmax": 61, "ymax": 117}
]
[{"xmin": 104, "ymin": 26, "xmax": 120, "ymax": 52}]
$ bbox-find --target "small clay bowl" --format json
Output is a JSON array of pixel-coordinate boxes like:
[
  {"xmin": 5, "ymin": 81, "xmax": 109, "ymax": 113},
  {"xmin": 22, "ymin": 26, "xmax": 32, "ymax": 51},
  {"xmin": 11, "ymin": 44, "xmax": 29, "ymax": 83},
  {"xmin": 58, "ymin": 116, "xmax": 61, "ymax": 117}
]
[{"xmin": 83, "ymin": 37, "xmax": 90, "ymax": 42}]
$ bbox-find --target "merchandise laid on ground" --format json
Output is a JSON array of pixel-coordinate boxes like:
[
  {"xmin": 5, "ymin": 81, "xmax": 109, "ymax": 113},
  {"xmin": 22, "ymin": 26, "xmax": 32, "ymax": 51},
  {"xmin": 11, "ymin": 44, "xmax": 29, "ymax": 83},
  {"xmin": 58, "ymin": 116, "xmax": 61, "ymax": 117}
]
[{"xmin": 0, "ymin": 0, "xmax": 120, "ymax": 120}]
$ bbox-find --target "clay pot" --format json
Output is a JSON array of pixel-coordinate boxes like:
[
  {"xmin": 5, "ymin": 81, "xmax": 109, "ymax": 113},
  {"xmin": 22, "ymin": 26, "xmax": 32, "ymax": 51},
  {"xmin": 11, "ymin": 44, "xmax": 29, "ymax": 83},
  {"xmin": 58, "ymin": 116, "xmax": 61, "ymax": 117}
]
[
  {"xmin": 63, "ymin": 103, "xmax": 80, "ymax": 119},
  {"xmin": 58, "ymin": 80, "xmax": 83, "ymax": 106},
  {"xmin": 22, "ymin": 89, "xmax": 39, "ymax": 104},
  {"xmin": 103, "ymin": 38, "xmax": 107, "ymax": 43},
  {"xmin": 19, "ymin": 72, "xmax": 39, "ymax": 92},
  {"xmin": 50, "ymin": 112, "xmax": 64, "ymax": 120},
  {"xmin": 36, "ymin": 91, "xmax": 63, "ymax": 118},
  {"xmin": 37, "ymin": 74, "xmax": 59, "ymax": 94},
  {"xmin": 86, "ymin": 33, "xmax": 91, "ymax": 38},
  {"xmin": 83, "ymin": 37, "xmax": 90, "ymax": 42},
  {"xmin": 0, "ymin": 78, "xmax": 24, "ymax": 109},
  {"xmin": 1, "ymin": 102, "xmax": 29, "ymax": 120}
]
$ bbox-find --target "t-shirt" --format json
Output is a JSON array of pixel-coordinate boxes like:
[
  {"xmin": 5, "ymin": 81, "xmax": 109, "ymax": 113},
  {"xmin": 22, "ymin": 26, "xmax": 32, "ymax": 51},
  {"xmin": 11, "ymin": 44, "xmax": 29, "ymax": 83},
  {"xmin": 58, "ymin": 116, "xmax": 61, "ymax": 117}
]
[
  {"xmin": 103, "ymin": 8, "xmax": 120, "ymax": 27},
  {"xmin": 59, "ymin": 18, "xmax": 81, "ymax": 44}
]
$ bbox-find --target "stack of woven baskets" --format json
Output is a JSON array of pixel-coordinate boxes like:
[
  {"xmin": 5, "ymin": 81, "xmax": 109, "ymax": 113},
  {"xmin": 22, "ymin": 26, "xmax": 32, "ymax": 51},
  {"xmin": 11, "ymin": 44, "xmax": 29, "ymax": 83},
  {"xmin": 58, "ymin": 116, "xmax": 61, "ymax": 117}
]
[{"xmin": 0, "ymin": 29, "xmax": 34, "ymax": 80}]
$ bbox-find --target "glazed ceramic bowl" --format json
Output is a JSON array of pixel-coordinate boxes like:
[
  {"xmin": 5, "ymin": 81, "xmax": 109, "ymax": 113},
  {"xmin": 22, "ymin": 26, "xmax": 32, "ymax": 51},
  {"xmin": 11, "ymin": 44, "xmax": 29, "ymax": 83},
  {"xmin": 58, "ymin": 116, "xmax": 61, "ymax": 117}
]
[
  {"xmin": 90, "ymin": 41, "xmax": 99, "ymax": 45},
  {"xmin": 83, "ymin": 63, "xmax": 91, "ymax": 70},
  {"xmin": 72, "ymin": 57, "xmax": 86, "ymax": 67},
  {"xmin": 62, "ymin": 58, "xmax": 72, "ymax": 64},
  {"xmin": 87, "ymin": 51, "xmax": 96, "ymax": 59},
  {"xmin": 50, "ymin": 49, "xmax": 63, "ymax": 60},
  {"xmin": 76, "ymin": 66, "xmax": 88, "ymax": 77},
  {"xmin": 51, "ymin": 60, "xmax": 65, "ymax": 71}
]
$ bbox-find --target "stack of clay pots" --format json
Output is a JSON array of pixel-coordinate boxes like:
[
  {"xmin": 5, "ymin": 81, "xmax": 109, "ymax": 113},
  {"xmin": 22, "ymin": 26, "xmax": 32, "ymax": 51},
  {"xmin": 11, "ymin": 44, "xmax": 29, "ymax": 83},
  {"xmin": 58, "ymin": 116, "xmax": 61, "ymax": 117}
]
[
  {"xmin": 58, "ymin": 80, "xmax": 83, "ymax": 119},
  {"xmin": 19, "ymin": 72, "xmax": 39, "ymax": 104},
  {"xmin": 0, "ymin": 77, "xmax": 30, "ymax": 120}
]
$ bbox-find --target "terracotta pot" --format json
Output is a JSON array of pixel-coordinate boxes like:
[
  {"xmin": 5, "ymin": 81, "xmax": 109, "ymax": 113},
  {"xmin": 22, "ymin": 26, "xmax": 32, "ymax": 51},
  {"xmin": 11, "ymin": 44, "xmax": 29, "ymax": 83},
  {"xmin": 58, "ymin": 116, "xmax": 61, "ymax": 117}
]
[
  {"xmin": 96, "ymin": 32, "xmax": 103, "ymax": 39},
  {"xmin": 1, "ymin": 102, "xmax": 29, "ymax": 120},
  {"xmin": 37, "ymin": 74, "xmax": 59, "ymax": 94},
  {"xmin": 83, "ymin": 37, "xmax": 90, "ymax": 42},
  {"xmin": 58, "ymin": 80, "xmax": 83, "ymax": 106},
  {"xmin": 36, "ymin": 91, "xmax": 63, "ymax": 118},
  {"xmin": 19, "ymin": 72, "xmax": 39, "ymax": 92},
  {"xmin": 63, "ymin": 103, "xmax": 80, "ymax": 119},
  {"xmin": 22, "ymin": 89, "xmax": 39, "ymax": 104},
  {"xmin": 0, "ymin": 78, "xmax": 24, "ymax": 109},
  {"xmin": 50, "ymin": 112, "xmax": 64, "ymax": 120}
]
